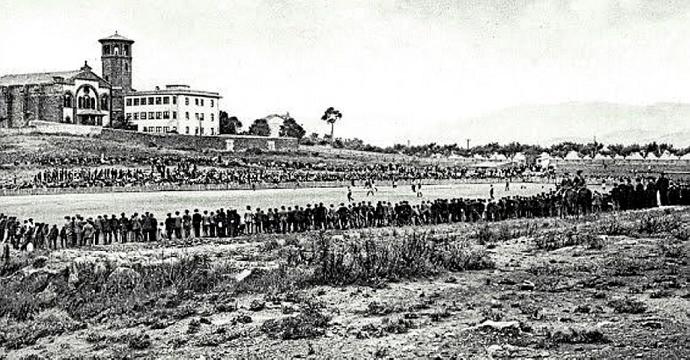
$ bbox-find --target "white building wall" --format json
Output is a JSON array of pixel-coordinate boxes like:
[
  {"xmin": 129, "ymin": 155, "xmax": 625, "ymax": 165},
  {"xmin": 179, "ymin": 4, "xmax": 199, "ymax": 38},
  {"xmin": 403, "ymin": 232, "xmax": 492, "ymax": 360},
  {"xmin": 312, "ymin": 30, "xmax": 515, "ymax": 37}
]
[{"xmin": 125, "ymin": 91, "xmax": 219, "ymax": 135}]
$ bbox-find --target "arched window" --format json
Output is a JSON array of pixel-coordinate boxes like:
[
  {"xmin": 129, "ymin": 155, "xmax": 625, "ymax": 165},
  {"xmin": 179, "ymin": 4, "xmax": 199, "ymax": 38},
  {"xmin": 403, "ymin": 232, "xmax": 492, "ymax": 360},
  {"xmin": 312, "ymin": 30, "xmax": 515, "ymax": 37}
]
[
  {"xmin": 64, "ymin": 92, "xmax": 73, "ymax": 108},
  {"xmin": 78, "ymin": 97, "xmax": 84, "ymax": 109},
  {"xmin": 101, "ymin": 94, "xmax": 109, "ymax": 110},
  {"xmin": 124, "ymin": 44, "xmax": 129, "ymax": 56},
  {"xmin": 90, "ymin": 97, "xmax": 96, "ymax": 109},
  {"xmin": 113, "ymin": 46, "xmax": 120, "ymax": 55},
  {"xmin": 125, "ymin": 62, "xmax": 129, "ymax": 71},
  {"xmin": 103, "ymin": 45, "xmax": 110, "ymax": 55}
]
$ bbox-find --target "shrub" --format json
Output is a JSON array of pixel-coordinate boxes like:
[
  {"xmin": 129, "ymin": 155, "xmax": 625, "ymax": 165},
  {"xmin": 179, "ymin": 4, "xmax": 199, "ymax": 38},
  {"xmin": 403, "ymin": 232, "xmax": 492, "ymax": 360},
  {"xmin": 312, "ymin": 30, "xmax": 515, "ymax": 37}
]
[
  {"xmin": 261, "ymin": 300, "xmax": 331, "ymax": 340},
  {"xmin": 0, "ymin": 309, "xmax": 85, "ymax": 350},
  {"xmin": 535, "ymin": 230, "xmax": 604, "ymax": 251},
  {"xmin": 548, "ymin": 326, "xmax": 608, "ymax": 344},
  {"xmin": 608, "ymin": 298, "xmax": 647, "ymax": 314}
]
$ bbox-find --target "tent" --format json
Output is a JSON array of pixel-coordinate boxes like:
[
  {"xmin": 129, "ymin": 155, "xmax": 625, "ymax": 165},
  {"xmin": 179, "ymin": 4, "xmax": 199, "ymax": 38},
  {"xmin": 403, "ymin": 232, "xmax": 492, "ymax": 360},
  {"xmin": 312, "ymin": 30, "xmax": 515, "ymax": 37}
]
[
  {"xmin": 593, "ymin": 153, "xmax": 611, "ymax": 160},
  {"xmin": 646, "ymin": 152, "xmax": 660, "ymax": 161},
  {"xmin": 627, "ymin": 152, "xmax": 644, "ymax": 160},
  {"xmin": 472, "ymin": 154, "xmax": 486, "ymax": 160},
  {"xmin": 512, "ymin": 152, "xmax": 527, "ymax": 162},
  {"xmin": 539, "ymin": 152, "xmax": 551, "ymax": 159},
  {"xmin": 490, "ymin": 153, "xmax": 508, "ymax": 161},
  {"xmin": 564, "ymin": 151, "xmax": 581, "ymax": 160},
  {"xmin": 613, "ymin": 154, "xmax": 625, "ymax": 160},
  {"xmin": 659, "ymin": 151, "xmax": 676, "ymax": 160}
]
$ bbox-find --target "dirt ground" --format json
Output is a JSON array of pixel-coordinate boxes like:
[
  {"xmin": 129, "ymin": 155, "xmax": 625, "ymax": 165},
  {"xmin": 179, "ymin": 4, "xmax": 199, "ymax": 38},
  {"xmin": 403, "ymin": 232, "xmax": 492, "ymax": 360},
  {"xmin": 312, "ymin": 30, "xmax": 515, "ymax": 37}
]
[{"xmin": 2, "ymin": 208, "xmax": 689, "ymax": 359}]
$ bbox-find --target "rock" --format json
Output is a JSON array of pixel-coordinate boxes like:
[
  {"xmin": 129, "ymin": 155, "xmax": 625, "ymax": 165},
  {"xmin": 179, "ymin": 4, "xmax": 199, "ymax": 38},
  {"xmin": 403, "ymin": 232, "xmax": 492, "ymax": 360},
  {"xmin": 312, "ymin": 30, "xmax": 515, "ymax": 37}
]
[
  {"xmin": 474, "ymin": 320, "xmax": 521, "ymax": 334},
  {"xmin": 519, "ymin": 281, "xmax": 535, "ymax": 291},
  {"xmin": 249, "ymin": 300, "xmax": 266, "ymax": 311}
]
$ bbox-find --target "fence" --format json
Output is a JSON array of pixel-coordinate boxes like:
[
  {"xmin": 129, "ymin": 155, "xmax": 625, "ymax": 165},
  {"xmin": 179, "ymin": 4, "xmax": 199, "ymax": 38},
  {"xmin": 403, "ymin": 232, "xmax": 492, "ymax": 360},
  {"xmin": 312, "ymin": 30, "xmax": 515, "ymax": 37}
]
[{"xmin": 0, "ymin": 177, "xmax": 553, "ymax": 197}]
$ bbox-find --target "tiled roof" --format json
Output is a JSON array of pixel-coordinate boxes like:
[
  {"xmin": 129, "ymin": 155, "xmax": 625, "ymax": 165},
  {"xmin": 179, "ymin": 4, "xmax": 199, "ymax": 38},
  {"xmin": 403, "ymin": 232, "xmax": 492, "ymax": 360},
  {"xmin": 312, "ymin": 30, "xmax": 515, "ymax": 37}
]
[
  {"xmin": 99, "ymin": 32, "xmax": 134, "ymax": 42},
  {"xmin": 0, "ymin": 70, "xmax": 80, "ymax": 86}
]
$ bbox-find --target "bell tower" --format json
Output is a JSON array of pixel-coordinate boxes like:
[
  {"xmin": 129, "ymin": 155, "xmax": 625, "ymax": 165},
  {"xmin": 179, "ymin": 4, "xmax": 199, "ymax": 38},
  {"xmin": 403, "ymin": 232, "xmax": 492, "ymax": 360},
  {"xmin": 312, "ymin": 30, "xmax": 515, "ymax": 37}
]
[{"xmin": 99, "ymin": 31, "xmax": 134, "ymax": 126}]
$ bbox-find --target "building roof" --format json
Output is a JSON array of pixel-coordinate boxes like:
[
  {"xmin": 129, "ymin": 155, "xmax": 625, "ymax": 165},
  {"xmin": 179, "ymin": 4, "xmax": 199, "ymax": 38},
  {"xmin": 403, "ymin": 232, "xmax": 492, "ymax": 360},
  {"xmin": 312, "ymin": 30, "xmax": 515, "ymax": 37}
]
[
  {"xmin": 0, "ymin": 70, "xmax": 80, "ymax": 86},
  {"xmin": 99, "ymin": 32, "xmax": 134, "ymax": 43},
  {"xmin": 126, "ymin": 87, "xmax": 222, "ymax": 98},
  {"xmin": 0, "ymin": 63, "xmax": 110, "ymax": 88}
]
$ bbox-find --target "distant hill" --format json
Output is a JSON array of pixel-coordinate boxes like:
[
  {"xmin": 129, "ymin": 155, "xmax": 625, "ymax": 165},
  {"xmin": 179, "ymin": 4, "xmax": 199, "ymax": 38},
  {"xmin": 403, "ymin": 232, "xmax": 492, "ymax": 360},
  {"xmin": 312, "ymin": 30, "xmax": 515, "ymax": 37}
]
[{"xmin": 450, "ymin": 102, "xmax": 690, "ymax": 147}]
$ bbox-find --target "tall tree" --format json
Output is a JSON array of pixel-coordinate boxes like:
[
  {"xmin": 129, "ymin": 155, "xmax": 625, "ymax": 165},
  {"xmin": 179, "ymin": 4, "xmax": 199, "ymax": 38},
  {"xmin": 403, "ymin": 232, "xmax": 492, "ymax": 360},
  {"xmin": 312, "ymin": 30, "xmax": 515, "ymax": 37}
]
[
  {"xmin": 248, "ymin": 118, "xmax": 271, "ymax": 136},
  {"xmin": 219, "ymin": 111, "xmax": 243, "ymax": 134},
  {"xmin": 321, "ymin": 107, "xmax": 343, "ymax": 145},
  {"xmin": 279, "ymin": 117, "xmax": 306, "ymax": 139}
]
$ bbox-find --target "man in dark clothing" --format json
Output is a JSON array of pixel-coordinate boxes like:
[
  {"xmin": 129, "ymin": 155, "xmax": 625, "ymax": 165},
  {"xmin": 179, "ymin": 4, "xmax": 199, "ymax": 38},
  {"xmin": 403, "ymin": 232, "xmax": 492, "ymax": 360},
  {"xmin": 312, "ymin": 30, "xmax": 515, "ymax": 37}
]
[
  {"xmin": 657, "ymin": 173, "xmax": 670, "ymax": 206},
  {"xmin": 165, "ymin": 213, "xmax": 175, "ymax": 240},
  {"xmin": 192, "ymin": 209, "xmax": 202, "ymax": 238}
]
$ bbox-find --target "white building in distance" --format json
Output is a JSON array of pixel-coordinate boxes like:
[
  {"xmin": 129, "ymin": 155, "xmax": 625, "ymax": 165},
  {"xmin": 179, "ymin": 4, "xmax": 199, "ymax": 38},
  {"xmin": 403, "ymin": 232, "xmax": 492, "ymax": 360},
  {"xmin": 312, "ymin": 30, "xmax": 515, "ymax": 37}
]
[{"xmin": 124, "ymin": 84, "xmax": 221, "ymax": 135}]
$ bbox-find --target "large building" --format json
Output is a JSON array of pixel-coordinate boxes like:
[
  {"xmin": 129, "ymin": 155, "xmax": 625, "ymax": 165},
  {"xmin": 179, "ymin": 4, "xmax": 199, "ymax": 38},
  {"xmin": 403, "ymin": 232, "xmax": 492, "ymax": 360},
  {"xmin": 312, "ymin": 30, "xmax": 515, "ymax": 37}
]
[
  {"xmin": 99, "ymin": 32, "xmax": 134, "ymax": 126},
  {"xmin": 0, "ymin": 62, "xmax": 111, "ymax": 127},
  {"xmin": 124, "ymin": 85, "xmax": 221, "ymax": 136}
]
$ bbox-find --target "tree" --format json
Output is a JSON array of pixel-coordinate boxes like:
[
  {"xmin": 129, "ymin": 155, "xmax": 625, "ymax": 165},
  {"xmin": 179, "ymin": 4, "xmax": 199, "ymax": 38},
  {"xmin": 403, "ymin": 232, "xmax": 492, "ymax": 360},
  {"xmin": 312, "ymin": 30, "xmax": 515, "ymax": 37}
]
[
  {"xmin": 219, "ymin": 111, "xmax": 242, "ymax": 134},
  {"xmin": 320, "ymin": 107, "xmax": 343, "ymax": 146},
  {"xmin": 248, "ymin": 118, "xmax": 271, "ymax": 136},
  {"xmin": 279, "ymin": 117, "xmax": 306, "ymax": 139}
]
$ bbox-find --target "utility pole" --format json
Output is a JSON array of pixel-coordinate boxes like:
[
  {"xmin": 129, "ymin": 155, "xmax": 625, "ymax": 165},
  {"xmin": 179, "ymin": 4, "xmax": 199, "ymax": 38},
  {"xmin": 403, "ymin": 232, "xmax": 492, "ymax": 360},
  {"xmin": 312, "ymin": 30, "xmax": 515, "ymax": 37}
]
[{"xmin": 466, "ymin": 138, "xmax": 470, "ymax": 150}]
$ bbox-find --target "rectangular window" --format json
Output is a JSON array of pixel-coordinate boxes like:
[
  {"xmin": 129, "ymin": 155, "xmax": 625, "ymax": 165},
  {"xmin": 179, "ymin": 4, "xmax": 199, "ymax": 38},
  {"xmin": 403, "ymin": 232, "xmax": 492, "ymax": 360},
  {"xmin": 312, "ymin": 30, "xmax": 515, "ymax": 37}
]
[
  {"xmin": 211, "ymin": 128, "xmax": 215, "ymax": 135},
  {"xmin": 163, "ymin": 126, "xmax": 169, "ymax": 133},
  {"xmin": 133, "ymin": 113, "xmax": 139, "ymax": 120},
  {"xmin": 156, "ymin": 126, "xmax": 162, "ymax": 133},
  {"xmin": 211, "ymin": 100, "xmax": 214, "ymax": 107},
  {"xmin": 148, "ymin": 97, "xmax": 154, "ymax": 105},
  {"xmin": 200, "ymin": 113, "xmax": 204, "ymax": 121},
  {"xmin": 195, "ymin": 98, "xmax": 199, "ymax": 106},
  {"xmin": 141, "ymin": 112, "xmax": 147, "ymax": 120},
  {"xmin": 126, "ymin": 113, "xmax": 132, "ymax": 120},
  {"xmin": 163, "ymin": 111, "xmax": 170, "ymax": 119},
  {"xmin": 200, "ymin": 127, "xmax": 204, "ymax": 135},
  {"xmin": 156, "ymin": 112, "xmax": 162, "ymax": 119},
  {"xmin": 210, "ymin": 114, "xmax": 214, "ymax": 122},
  {"xmin": 148, "ymin": 112, "xmax": 154, "ymax": 119},
  {"xmin": 142, "ymin": 127, "xmax": 147, "ymax": 132},
  {"xmin": 185, "ymin": 112, "xmax": 189, "ymax": 119},
  {"xmin": 163, "ymin": 96, "xmax": 169, "ymax": 104},
  {"xmin": 156, "ymin": 97, "xmax": 162, "ymax": 105},
  {"xmin": 172, "ymin": 111, "xmax": 177, "ymax": 119},
  {"xmin": 195, "ymin": 127, "xmax": 199, "ymax": 135},
  {"xmin": 185, "ymin": 97, "xmax": 189, "ymax": 105},
  {"xmin": 195, "ymin": 113, "xmax": 199, "ymax": 120},
  {"xmin": 185, "ymin": 126, "xmax": 190, "ymax": 134},
  {"xmin": 134, "ymin": 98, "xmax": 140, "ymax": 106},
  {"xmin": 126, "ymin": 99, "xmax": 132, "ymax": 106},
  {"xmin": 172, "ymin": 96, "xmax": 177, "ymax": 105},
  {"xmin": 200, "ymin": 99, "xmax": 204, "ymax": 106}
]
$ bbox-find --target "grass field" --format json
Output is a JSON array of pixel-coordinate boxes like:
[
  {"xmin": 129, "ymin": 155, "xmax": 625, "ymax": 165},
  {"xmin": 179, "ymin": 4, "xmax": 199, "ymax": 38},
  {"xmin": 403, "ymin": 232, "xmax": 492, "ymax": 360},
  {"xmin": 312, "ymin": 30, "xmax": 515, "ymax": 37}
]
[
  {"xmin": 1, "ymin": 207, "xmax": 688, "ymax": 358},
  {"xmin": 2, "ymin": 182, "xmax": 553, "ymax": 224}
]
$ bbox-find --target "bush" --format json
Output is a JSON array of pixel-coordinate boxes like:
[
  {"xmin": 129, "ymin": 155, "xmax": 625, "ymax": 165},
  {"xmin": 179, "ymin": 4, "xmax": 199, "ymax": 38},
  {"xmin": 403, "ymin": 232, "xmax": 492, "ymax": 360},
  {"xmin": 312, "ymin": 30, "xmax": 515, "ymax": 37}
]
[
  {"xmin": 548, "ymin": 326, "xmax": 608, "ymax": 344},
  {"xmin": 261, "ymin": 300, "xmax": 331, "ymax": 340},
  {"xmin": 608, "ymin": 298, "xmax": 647, "ymax": 314},
  {"xmin": 0, "ymin": 309, "xmax": 85, "ymax": 350},
  {"xmin": 535, "ymin": 230, "xmax": 604, "ymax": 251}
]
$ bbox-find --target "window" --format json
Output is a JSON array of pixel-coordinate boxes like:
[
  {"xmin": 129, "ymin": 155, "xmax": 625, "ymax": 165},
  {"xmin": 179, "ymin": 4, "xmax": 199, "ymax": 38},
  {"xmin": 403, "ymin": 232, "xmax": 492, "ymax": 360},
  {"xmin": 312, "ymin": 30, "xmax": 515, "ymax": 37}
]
[
  {"xmin": 124, "ymin": 62, "xmax": 129, "ymax": 71},
  {"xmin": 101, "ymin": 94, "xmax": 109, "ymax": 110},
  {"xmin": 156, "ymin": 112, "xmax": 162, "ymax": 119},
  {"xmin": 200, "ymin": 113, "xmax": 204, "ymax": 121},
  {"xmin": 210, "ymin": 114, "xmax": 214, "ymax": 122},
  {"xmin": 142, "ymin": 127, "xmax": 147, "ymax": 132},
  {"xmin": 195, "ymin": 98, "xmax": 199, "ymax": 106},
  {"xmin": 211, "ymin": 100, "xmax": 214, "ymax": 107},
  {"xmin": 185, "ymin": 126, "xmax": 190, "ymax": 134},
  {"xmin": 140, "ymin": 112, "xmax": 146, "ymax": 120},
  {"xmin": 195, "ymin": 113, "xmax": 199, "ymax": 120},
  {"xmin": 164, "ymin": 126, "xmax": 169, "ymax": 133},
  {"xmin": 148, "ymin": 97, "xmax": 154, "ymax": 105},
  {"xmin": 200, "ymin": 127, "xmax": 204, "ymax": 135},
  {"xmin": 113, "ymin": 46, "xmax": 120, "ymax": 55},
  {"xmin": 185, "ymin": 112, "xmax": 189, "ymax": 119},
  {"xmin": 200, "ymin": 99, "xmax": 204, "ymax": 106},
  {"xmin": 156, "ymin": 126, "xmax": 162, "ymax": 133},
  {"xmin": 124, "ymin": 44, "xmax": 129, "ymax": 55},
  {"xmin": 148, "ymin": 112, "xmax": 154, "ymax": 119},
  {"xmin": 103, "ymin": 45, "xmax": 110, "ymax": 55},
  {"xmin": 163, "ymin": 96, "xmax": 169, "ymax": 104},
  {"xmin": 172, "ymin": 96, "xmax": 177, "ymax": 105},
  {"xmin": 134, "ymin": 98, "xmax": 140, "ymax": 106},
  {"xmin": 195, "ymin": 127, "xmax": 199, "ymax": 135},
  {"xmin": 211, "ymin": 128, "xmax": 215, "ymax": 135},
  {"xmin": 63, "ymin": 92, "xmax": 73, "ymax": 108},
  {"xmin": 163, "ymin": 111, "xmax": 170, "ymax": 119},
  {"xmin": 185, "ymin": 97, "xmax": 189, "ymax": 105},
  {"xmin": 133, "ymin": 113, "xmax": 139, "ymax": 120},
  {"xmin": 155, "ymin": 97, "xmax": 162, "ymax": 105},
  {"xmin": 126, "ymin": 113, "xmax": 132, "ymax": 120},
  {"xmin": 126, "ymin": 98, "xmax": 132, "ymax": 106},
  {"xmin": 172, "ymin": 111, "xmax": 177, "ymax": 119}
]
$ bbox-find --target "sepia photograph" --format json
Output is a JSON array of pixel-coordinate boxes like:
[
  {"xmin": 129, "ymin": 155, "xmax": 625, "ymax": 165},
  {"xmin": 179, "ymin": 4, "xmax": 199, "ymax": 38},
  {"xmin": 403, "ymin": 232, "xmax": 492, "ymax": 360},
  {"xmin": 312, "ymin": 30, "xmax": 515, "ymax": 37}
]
[{"xmin": 0, "ymin": 0, "xmax": 689, "ymax": 358}]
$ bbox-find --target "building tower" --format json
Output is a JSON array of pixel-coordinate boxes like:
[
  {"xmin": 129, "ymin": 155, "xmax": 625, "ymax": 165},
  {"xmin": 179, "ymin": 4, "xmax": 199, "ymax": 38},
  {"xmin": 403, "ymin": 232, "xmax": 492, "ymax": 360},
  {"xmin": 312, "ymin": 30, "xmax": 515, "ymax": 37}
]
[{"xmin": 99, "ymin": 31, "xmax": 134, "ymax": 126}]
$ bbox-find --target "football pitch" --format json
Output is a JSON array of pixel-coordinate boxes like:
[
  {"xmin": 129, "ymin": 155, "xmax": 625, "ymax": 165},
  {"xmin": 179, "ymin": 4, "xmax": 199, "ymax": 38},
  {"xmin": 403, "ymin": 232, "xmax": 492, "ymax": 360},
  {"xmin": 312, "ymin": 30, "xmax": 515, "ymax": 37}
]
[{"xmin": 2, "ymin": 182, "xmax": 555, "ymax": 224}]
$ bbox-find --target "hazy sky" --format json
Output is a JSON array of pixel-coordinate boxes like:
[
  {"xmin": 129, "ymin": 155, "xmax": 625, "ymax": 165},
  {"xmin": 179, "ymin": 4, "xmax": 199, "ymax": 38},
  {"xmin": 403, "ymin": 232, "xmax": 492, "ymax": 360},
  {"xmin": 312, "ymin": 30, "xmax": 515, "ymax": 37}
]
[{"xmin": 2, "ymin": 0, "xmax": 690, "ymax": 145}]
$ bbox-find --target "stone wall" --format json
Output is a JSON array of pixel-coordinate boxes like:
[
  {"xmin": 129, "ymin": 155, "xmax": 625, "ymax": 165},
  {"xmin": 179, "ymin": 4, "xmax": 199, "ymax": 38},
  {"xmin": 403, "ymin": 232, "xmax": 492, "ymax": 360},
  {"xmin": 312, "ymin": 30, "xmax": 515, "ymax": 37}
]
[
  {"xmin": 99, "ymin": 129, "xmax": 298, "ymax": 152},
  {"xmin": 0, "ymin": 84, "xmax": 64, "ymax": 128}
]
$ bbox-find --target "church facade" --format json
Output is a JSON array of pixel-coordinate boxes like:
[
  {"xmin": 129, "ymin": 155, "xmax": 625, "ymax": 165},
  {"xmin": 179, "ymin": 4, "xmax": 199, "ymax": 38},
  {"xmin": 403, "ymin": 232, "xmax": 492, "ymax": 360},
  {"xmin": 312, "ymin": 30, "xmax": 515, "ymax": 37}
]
[
  {"xmin": 0, "ymin": 62, "xmax": 111, "ymax": 127},
  {"xmin": 0, "ymin": 32, "xmax": 133, "ymax": 128}
]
